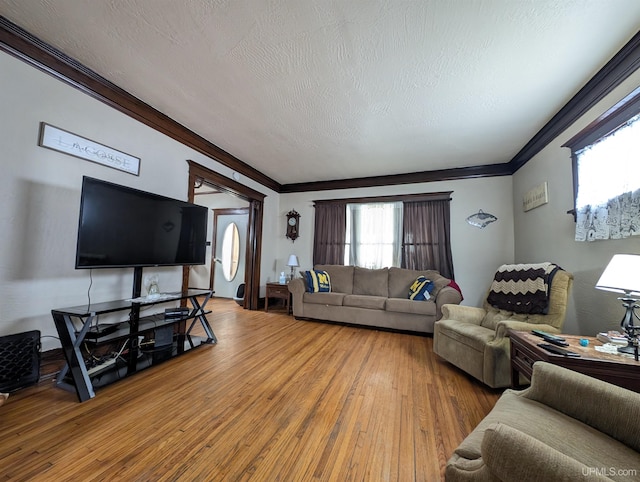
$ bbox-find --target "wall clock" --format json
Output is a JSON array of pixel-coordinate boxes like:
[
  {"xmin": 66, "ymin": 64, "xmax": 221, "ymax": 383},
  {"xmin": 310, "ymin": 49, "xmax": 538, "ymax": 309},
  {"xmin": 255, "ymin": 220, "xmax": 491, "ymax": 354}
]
[{"xmin": 286, "ymin": 210, "xmax": 300, "ymax": 242}]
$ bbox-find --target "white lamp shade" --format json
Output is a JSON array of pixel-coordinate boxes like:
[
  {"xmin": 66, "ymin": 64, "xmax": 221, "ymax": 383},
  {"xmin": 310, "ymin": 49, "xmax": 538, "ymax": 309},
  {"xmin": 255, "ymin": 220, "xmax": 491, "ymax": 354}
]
[
  {"xmin": 287, "ymin": 254, "xmax": 299, "ymax": 267},
  {"xmin": 596, "ymin": 254, "xmax": 640, "ymax": 296}
]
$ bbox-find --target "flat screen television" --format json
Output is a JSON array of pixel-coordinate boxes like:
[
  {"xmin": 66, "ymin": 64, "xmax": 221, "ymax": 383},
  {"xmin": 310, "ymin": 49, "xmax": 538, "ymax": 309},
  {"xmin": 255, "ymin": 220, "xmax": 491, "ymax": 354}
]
[{"xmin": 75, "ymin": 176, "xmax": 208, "ymax": 269}]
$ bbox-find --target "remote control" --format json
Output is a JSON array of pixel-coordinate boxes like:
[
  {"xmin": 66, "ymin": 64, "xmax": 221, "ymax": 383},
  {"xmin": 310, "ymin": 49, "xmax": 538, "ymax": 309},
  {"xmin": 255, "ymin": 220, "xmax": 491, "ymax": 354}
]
[
  {"xmin": 532, "ymin": 329, "xmax": 566, "ymax": 342},
  {"xmin": 538, "ymin": 343, "xmax": 580, "ymax": 357},
  {"xmin": 540, "ymin": 335, "xmax": 569, "ymax": 347}
]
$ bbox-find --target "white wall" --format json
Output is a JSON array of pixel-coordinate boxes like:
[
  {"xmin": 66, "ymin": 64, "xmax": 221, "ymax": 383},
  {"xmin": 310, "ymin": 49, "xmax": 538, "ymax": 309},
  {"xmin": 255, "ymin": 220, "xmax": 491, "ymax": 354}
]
[
  {"xmin": 0, "ymin": 45, "xmax": 547, "ymax": 352},
  {"xmin": 0, "ymin": 51, "xmax": 278, "ymax": 350},
  {"xmin": 513, "ymin": 69, "xmax": 640, "ymax": 336},
  {"xmin": 278, "ymin": 175, "xmax": 515, "ymax": 308}
]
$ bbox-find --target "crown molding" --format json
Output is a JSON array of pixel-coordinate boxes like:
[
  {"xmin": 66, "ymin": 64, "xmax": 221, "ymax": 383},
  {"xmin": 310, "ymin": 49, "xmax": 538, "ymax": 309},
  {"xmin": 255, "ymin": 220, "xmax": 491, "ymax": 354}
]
[
  {"xmin": 508, "ymin": 29, "xmax": 640, "ymax": 173},
  {"xmin": 0, "ymin": 16, "xmax": 281, "ymax": 193},
  {"xmin": 280, "ymin": 163, "xmax": 512, "ymax": 193},
  {"xmin": 2, "ymin": 16, "xmax": 638, "ymax": 193}
]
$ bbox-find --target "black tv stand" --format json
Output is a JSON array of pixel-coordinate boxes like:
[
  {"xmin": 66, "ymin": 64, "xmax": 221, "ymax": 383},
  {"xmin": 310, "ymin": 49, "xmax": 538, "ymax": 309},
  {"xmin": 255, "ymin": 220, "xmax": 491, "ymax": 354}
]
[{"xmin": 52, "ymin": 289, "xmax": 215, "ymax": 402}]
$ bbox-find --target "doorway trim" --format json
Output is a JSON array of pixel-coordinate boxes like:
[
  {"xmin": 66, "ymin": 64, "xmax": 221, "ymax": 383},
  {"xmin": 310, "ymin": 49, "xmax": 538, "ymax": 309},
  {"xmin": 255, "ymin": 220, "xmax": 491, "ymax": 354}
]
[{"xmin": 184, "ymin": 160, "xmax": 265, "ymax": 310}]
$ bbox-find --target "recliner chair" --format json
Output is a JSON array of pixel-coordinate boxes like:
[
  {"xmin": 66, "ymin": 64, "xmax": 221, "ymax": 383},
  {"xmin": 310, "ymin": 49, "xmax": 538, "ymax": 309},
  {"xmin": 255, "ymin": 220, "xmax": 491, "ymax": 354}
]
[{"xmin": 433, "ymin": 264, "xmax": 573, "ymax": 388}]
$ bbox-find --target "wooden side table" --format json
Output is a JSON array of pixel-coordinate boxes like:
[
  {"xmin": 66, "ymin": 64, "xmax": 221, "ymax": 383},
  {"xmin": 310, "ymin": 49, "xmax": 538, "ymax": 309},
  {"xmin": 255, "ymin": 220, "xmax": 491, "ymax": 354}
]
[
  {"xmin": 509, "ymin": 330, "xmax": 640, "ymax": 392},
  {"xmin": 265, "ymin": 282, "xmax": 291, "ymax": 314}
]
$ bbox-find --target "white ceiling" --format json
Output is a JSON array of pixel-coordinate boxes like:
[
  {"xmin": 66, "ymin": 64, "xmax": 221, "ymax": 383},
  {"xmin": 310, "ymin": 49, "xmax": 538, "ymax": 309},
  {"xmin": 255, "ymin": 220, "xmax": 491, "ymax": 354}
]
[{"xmin": 1, "ymin": 0, "xmax": 640, "ymax": 187}]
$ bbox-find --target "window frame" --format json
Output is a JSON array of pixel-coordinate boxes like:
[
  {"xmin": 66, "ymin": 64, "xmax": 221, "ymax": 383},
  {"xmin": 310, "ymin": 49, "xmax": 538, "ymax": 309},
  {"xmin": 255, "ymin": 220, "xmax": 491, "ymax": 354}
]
[
  {"xmin": 344, "ymin": 201, "xmax": 404, "ymax": 269},
  {"xmin": 313, "ymin": 191, "xmax": 454, "ymax": 274},
  {"xmin": 563, "ymin": 86, "xmax": 640, "ymax": 218}
]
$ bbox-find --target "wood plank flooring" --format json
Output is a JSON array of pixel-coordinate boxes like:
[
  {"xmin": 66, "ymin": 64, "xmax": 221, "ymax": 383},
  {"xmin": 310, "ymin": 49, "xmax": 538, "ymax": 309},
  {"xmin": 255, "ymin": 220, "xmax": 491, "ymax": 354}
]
[{"xmin": 0, "ymin": 299, "xmax": 502, "ymax": 481}]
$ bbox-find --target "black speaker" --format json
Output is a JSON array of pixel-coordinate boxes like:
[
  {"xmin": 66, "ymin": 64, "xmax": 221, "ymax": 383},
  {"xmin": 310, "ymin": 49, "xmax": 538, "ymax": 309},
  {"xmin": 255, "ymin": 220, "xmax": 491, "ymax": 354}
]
[{"xmin": 0, "ymin": 330, "xmax": 41, "ymax": 392}]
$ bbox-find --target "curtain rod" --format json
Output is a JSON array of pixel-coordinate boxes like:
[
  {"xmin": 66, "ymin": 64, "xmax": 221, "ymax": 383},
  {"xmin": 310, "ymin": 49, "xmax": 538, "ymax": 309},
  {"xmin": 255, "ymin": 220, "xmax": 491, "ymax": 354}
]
[{"xmin": 313, "ymin": 191, "xmax": 453, "ymax": 205}]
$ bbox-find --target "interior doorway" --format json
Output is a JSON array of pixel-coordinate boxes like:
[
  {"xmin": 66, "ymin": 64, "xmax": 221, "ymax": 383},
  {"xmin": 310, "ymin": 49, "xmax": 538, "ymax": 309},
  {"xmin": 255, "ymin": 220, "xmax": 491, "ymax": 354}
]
[
  {"xmin": 211, "ymin": 209, "xmax": 249, "ymax": 298},
  {"xmin": 183, "ymin": 160, "xmax": 265, "ymax": 310}
]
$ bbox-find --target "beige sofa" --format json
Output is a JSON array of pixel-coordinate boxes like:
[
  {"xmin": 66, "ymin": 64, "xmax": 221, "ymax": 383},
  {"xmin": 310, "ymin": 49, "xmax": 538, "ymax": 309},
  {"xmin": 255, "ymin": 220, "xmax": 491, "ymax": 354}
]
[
  {"xmin": 446, "ymin": 362, "xmax": 640, "ymax": 481},
  {"xmin": 287, "ymin": 265, "xmax": 462, "ymax": 334}
]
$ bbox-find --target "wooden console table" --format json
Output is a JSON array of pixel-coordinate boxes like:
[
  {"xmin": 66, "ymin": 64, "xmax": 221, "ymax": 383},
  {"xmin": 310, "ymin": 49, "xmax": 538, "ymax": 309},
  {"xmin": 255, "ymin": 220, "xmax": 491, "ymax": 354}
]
[
  {"xmin": 265, "ymin": 282, "xmax": 291, "ymax": 314},
  {"xmin": 510, "ymin": 330, "xmax": 640, "ymax": 393}
]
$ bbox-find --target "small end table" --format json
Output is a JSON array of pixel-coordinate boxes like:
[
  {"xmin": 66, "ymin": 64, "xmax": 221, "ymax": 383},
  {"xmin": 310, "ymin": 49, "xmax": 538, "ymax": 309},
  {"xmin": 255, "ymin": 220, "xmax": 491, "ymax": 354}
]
[
  {"xmin": 265, "ymin": 282, "xmax": 292, "ymax": 314},
  {"xmin": 509, "ymin": 330, "xmax": 640, "ymax": 393}
]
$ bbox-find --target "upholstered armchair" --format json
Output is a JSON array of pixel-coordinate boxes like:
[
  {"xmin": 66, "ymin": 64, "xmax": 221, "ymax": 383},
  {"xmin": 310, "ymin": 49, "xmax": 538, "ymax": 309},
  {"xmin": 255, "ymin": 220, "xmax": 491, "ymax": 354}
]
[{"xmin": 433, "ymin": 265, "xmax": 573, "ymax": 388}]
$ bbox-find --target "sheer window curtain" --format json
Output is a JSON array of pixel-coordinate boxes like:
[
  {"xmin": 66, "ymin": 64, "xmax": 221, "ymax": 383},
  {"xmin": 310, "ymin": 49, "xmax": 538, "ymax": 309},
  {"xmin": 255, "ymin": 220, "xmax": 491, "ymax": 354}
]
[
  {"xmin": 575, "ymin": 114, "xmax": 640, "ymax": 241},
  {"xmin": 402, "ymin": 200, "xmax": 454, "ymax": 279},
  {"xmin": 312, "ymin": 202, "xmax": 346, "ymax": 265},
  {"xmin": 345, "ymin": 202, "xmax": 403, "ymax": 269}
]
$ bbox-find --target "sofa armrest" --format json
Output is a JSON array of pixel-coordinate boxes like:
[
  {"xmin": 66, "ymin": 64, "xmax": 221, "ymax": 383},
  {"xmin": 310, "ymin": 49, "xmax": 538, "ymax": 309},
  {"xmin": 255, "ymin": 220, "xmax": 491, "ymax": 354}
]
[
  {"xmin": 288, "ymin": 278, "xmax": 306, "ymax": 295},
  {"xmin": 480, "ymin": 423, "xmax": 613, "ymax": 482},
  {"xmin": 434, "ymin": 287, "xmax": 463, "ymax": 320},
  {"xmin": 441, "ymin": 304, "xmax": 486, "ymax": 325},
  {"xmin": 523, "ymin": 362, "xmax": 640, "ymax": 453},
  {"xmin": 493, "ymin": 320, "xmax": 559, "ymax": 340},
  {"xmin": 288, "ymin": 278, "xmax": 306, "ymax": 317}
]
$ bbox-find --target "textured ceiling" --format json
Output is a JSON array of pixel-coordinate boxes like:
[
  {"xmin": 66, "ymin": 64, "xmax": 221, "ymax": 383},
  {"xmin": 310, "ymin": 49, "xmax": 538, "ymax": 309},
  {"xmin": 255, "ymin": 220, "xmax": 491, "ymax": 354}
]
[{"xmin": 1, "ymin": 0, "xmax": 640, "ymax": 186}]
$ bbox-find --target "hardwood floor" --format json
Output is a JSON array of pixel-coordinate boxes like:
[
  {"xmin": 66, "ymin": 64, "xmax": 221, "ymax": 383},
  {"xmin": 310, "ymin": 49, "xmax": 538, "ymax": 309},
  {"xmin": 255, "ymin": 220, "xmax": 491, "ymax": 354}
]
[{"xmin": 0, "ymin": 299, "xmax": 502, "ymax": 481}]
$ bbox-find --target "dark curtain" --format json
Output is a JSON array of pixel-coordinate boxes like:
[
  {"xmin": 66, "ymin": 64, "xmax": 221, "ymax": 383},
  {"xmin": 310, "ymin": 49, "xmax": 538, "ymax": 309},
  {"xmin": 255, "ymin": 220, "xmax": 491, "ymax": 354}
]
[
  {"xmin": 402, "ymin": 199, "xmax": 454, "ymax": 279},
  {"xmin": 313, "ymin": 202, "xmax": 347, "ymax": 265}
]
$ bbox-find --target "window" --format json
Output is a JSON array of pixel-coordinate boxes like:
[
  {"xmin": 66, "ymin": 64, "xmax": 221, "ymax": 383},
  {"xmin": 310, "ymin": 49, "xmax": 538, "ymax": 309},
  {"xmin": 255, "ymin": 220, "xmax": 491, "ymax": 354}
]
[
  {"xmin": 313, "ymin": 192, "xmax": 454, "ymax": 278},
  {"xmin": 564, "ymin": 87, "xmax": 640, "ymax": 241},
  {"xmin": 345, "ymin": 202, "xmax": 403, "ymax": 269}
]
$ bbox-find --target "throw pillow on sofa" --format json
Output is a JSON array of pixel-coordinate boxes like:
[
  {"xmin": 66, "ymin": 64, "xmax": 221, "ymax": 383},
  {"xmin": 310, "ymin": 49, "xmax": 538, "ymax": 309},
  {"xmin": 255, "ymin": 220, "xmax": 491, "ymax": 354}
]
[
  {"xmin": 408, "ymin": 276, "xmax": 434, "ymax": 301},
  {"xmin": 305, "ymin": 270, "xmax": 331, "ymax": 293}
]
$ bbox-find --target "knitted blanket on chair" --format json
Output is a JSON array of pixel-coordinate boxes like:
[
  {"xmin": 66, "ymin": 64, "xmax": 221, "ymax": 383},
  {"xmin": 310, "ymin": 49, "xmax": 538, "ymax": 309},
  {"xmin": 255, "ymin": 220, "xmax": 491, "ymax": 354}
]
[{"xmin": 487, "ymin": 262, "xmax": 561, "ymax": 314}]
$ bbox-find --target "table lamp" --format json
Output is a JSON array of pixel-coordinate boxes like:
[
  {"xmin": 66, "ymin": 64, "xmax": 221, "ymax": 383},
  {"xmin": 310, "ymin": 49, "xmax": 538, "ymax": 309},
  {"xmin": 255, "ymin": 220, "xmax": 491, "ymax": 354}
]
[
  {"xmin": 595, "ymin": 254, "xmax": 640, "ymax": 356},
  {"xmin": 287, "ymin": 254, "xmax": 299, "ymax": 281}
]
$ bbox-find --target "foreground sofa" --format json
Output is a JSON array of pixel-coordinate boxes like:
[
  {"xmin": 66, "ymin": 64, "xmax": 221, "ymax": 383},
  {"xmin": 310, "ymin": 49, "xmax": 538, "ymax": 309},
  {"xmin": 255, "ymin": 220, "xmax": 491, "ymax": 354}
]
[
  {"xmin": 446, "ymin": 362, "xmax": 640, "ymax": 481},
  {"xmin": 434, "ymin": 266, "xmax": 573, "ymax": 388},
  {"xmin": 288, "ymin": 265, "xmax": 462, "ymax": 334}
]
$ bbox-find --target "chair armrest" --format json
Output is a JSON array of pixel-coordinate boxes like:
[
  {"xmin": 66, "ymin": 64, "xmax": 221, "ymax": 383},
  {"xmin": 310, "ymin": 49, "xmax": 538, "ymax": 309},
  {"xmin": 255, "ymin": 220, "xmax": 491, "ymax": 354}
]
[
  {"xmin": 523, "ymin": 362, "xmax": 640, "ymax": 453},
  {"xmin": 434, "ymin": 287, "xmax": 463, "ymax": 320},
  {"xmin": 481, "ymin": 423, "xmax": 614, "ymax": 482},
  {"xmin": 493, "ymin": 320, "xmax": 559, "ymax": 339},
  {"xmin": 441, "ymin": 304, "xmax": 486, "ymax": 325}
]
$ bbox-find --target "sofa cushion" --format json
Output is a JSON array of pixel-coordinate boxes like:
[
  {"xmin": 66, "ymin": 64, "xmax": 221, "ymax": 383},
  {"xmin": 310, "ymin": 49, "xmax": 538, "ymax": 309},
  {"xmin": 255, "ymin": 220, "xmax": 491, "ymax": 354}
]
[
  {"xmin": 408, "ymin": 276, "xmax": 434, "ymax": 301},
  {"xmin": 388, "ymin": 267, "xmax": 449, "ymax": 299},
  {"xmin": 315, "ymin": 265, "xmax": 354, "ymax": 294},
  {"xmin": 431, "ymin": 276, "xmax": 453, "ymax": 298},
  {"xmin": 479, "ymin": 423, "xmax": 613, "ymax": 482},
  {"xmin": 303, "ymin": 291, "xmax": 345, "ymax": 306},
  {"xmin": 305, "ymin": 269, "xmax": 331, "ymax": 292},
  {"xmin": 386, "ymin": 298, "xmax": 436, "ymax": 316},
  {"xmin": 525, "ymin": 363, "xmax": 640, "ymax": 454},
  {"xmin": 353, "ymin": 267, "xmax": 388, "ymax": 296},
  {"xmin": 343, "ymin": 294, "xmax": 387, "ymax": 310}
]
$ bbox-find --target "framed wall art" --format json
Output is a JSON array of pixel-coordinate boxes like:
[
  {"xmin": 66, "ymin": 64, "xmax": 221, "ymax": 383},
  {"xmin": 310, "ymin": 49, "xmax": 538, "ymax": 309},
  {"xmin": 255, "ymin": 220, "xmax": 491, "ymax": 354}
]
[
  {"xmin": 523, "ymin": 181, "xmax": 548, "ymax": 212},
  {"xmin": 38, "ymin": 122, "xmax": 140, "ymax": 175}
]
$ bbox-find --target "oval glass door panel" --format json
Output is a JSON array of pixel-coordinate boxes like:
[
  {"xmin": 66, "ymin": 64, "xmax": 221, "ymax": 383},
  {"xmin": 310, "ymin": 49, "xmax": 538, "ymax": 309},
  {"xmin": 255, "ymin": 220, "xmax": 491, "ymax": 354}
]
[{"xmin": 221, "ymin": 222, "xmax": 240, "ymax": 281}]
